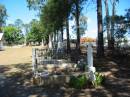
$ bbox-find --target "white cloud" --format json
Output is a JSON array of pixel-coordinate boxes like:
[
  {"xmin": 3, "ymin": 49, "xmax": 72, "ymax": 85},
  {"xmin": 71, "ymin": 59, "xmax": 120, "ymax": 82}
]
[
  {"xmin": 6, "ymin": 20, "xmax": 13, "ymax": 25},
  {"xmin": 87, "ymin": 18, "xmax": 92, "ymax": 24},
  {"xmin": 85, "ymin": 29, "xmax": 97, "ymax": 38}
]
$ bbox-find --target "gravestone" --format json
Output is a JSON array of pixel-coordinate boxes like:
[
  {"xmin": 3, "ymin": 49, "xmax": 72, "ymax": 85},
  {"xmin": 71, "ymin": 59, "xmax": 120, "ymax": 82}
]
[
  {"xmin": 57, "ymin": 32, "xmax": 63, "ymax": 54},
  {"xmin": 0, "ymin": 33, "xmax": 4, "ymax": 50},
  {"xmin": 57, "ymin": 32, "xmax": 63, "ymax": 49},
  {"xmin": 49, "ymin": 34, "xmax": 52, "ymax": 49},
  {"xmin": 41, "ymin": 39, "xmax": 44, "ymax": 47},
  {"xmin": 87, "ymin": 43, "xmax": 96, "ymax": 81}
]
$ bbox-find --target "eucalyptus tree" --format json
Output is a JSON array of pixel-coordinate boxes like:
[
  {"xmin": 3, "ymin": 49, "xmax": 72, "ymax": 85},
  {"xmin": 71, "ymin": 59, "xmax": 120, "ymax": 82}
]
[
  {"xmin": 72, "ymin": 15, "xmax": 87, "ymax": 37},
  {"xmin": 71, "ymin": 0, "xmax": 88, "ymax": 54},
  {"xmin": 104, "ymin": 0, "xmax": 111, "ymax": 49},
  {"xmin": 23, "ymin": 23, "xmax": 31, "ymax": 45},
  {"xmin": 97, "ymin": 0, "xmax": 104, "ymax": 57},
  {"xmin": 27, "ymin": 0, "xmax": 46, "ymax": 11},
  {"xmin": 64, "ymin": 0, "xmax": 73, "ymax": 53},
  {"xmin": 125, "ymin": 8, "xmax": 130, "ymax": 34},
  {"xmin": 14, "ymin": 19, "xmax": 23, "ymax": 29},
  {"xmin": 26, "ymin": 19, "xmax": 42, "ymax": 44},
  {"xmin": 113, "ymin": 15, "xmax": 127, "ymax": 47},
  {"xmin": 14, "ymin": 19, "xmax": 24, "ymax": 42},
  {"xmin": 27, "ymin": 0, "xmax": 73, "ymax": 53},
  {"xmin": 0, "ymin": 4, "xmax": 7, "ymax": 32},
  {"xmin": 79, "ymin": 15, "xmax": 88, "ymax": 36},
  {"xmin": 110, "ymin": 0, "xmax": 119, "ymax": 50}
]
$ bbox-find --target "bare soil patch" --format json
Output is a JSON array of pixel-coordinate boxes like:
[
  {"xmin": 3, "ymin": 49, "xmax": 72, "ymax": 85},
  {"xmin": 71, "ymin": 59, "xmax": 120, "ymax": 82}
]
[
  {"xmin": 0, "ymin": 46, "xmax": 32, "ymax": 65},
  {"xmin": 0, "ymin": 47, "xmax": 130, "ymax": 97}
]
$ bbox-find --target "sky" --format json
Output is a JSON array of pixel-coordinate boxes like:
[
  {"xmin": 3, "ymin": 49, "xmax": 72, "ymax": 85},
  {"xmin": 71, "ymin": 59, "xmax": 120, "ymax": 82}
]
[
  {"xmin": 0, "ymin": 0, "xmax": 130, "ymax": 38},
  {"xmin": 0, "ymin": 0, "xmax": 38, "ymax": 24}
]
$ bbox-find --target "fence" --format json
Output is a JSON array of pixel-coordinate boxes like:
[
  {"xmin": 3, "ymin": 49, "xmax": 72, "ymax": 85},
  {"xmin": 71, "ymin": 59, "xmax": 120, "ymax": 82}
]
[{"xmin": 32, "ymin": 48, "xmax": 78, "ymax": 85}]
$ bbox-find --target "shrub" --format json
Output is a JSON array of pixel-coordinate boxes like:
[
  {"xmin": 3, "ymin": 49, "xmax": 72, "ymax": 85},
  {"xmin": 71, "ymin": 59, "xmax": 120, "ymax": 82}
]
[
  {"xmin": 69, "ymin": 72, "xmax": 105, "ymax": 89},
  {"xmin": 92, "ymin": 72, "xmax": 105, "ymax": 87},
  {"xmin": 69, "ymin": 74, "xmax": 88, "ymax": 89}
]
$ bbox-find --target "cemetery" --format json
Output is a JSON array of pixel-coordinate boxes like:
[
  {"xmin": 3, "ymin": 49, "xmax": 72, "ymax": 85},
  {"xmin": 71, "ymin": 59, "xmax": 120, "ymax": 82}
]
[{"xmin": 0, "ymin": 0, "xmax": 130, "ymax": 97}]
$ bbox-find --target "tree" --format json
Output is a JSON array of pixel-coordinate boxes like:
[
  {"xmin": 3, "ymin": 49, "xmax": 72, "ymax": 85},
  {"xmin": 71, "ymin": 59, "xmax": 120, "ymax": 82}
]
[
  {"xmin": 104, "ymin": 0, "xmax": 111, "ymax": 49},
  {"xmin": 125, "ymin": 8, "xmax": 130, "ymax": 34},
  {"xmin": 0, "ymin": 4, "xmax": 7, "ymax": 32},
  {"xmin": 14, "ymin": 19, "xmax": 23, "ymax": 29},
  {"xmin": 65, "ymin": 0, "xmax": 71, "ymax": 53},
  {"xmin": 72, "ymin": 15, "xmax": 87, "ymax": 37},
  {"xmin": 27, "ymin": 0, "xmax": 45, "ymax": 10},
  {"xmin": 114, "ymin": 15, "xmax": 127, "ymax": 47},
  {"xmin": 79, "ymin": 15, "xmax": 87, "ymax": 36},
  {"xmin": 39, "ymin": 0, "xmax": 73, "ymax": 52},
  {"xmin": 26, "ymin": 19, "xmax": 42, "ymax": 44},
  {"xmin": 23, "ymin": 23, "xmax": 31, "ymax": 45},
  {"xmin": 27, "ymin": 0, "xmax": 70, "ymax": 48},
  {"xmin": 110, "ymin": 0, "xmax": 119, "ymax": 50},
  {"xmin": 97, "ymin": 0, "xmax": 104, "ymax": 57},
  {"xmin": 2, "ymin": 26, "xmax": 24, "ymax": 45},
  {"xmin": 71, "ymin": 0, "xmax": 87, "ymax": 54}
]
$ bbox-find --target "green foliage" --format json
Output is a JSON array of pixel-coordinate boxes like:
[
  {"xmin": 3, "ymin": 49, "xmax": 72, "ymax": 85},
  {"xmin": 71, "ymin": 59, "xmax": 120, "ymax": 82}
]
[
  {"xmin": 92, "ymin": 72, "xmax": 105, "ymax": 87},
  {"xmin": 40, "ymin": 0, "xmax": 69, "ymax": 35},
  {"xmin": 69, "ymin": 74, "xmax": 88, "ymax": 89},
  {"xmin": 26, "ymin": 0, "xmax": 45, "ymax": 10},
  {"xmin": 114, "ymin": 15, "xmax": 127, "ymax": 39},
  {"xmin": 14, "ymin": 19, "xmax": 23, "ymax": 29},
  {"xmin": 0, "ymin": 4, "xmax": 7, "ymax": 26},
  {"xmin": 69, "ymin": 72, "xmax": 105, "ymax": 89},
  {"xmin": 26, "ymin": 19, "xmax": 42, "ymax": 44},
  {"xmin": 2, "ymin": 26, "xmax": 24, "ymax": 45},
  {"xmin": 125, "ymin": 8, "xmax": 130, "ymax": 34},
  {"xmin": 72, "ymin": 15, "xmax": 87, "ymax": 37}
]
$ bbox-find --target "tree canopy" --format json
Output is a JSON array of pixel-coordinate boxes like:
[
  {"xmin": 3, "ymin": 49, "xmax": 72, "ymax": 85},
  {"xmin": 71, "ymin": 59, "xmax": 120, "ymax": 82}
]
[{"xmin": 0, "ymin": 4, "xmax": 7, "ymax": 31}]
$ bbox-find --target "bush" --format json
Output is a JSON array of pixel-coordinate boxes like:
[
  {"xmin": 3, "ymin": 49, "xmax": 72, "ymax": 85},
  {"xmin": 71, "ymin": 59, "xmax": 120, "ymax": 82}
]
[
  {"xmin": 69, "ymin": 72, "xmax": 105, "ymax": 89},
  {"xmin": 92, "ymin": 72, "xmax": 105, "ymax": 87},
  {"xmin": 69, "ymin": 74, "xmax": 88, "ymax": 89}
]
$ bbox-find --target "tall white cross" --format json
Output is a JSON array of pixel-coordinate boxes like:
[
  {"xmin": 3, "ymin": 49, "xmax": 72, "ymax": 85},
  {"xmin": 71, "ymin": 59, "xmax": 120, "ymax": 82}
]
[{"xmin": 87, "ymin": 42, "xmax": 96, "ymax": 81}]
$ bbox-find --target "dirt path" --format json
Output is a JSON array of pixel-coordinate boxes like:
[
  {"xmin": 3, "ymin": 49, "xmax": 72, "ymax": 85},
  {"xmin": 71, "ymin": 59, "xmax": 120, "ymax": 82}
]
[
  {"xmin": 0, "ymin": 47, "xmax": 130, "ymax": 97},
  {"xmin": 0, "ymin": 47, "xmax": 32, "ymax": 65}
]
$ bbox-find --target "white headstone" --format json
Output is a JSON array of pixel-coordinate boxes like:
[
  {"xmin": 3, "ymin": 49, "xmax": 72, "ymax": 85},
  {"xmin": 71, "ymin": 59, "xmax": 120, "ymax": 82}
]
[
  {"xmin": 0, "ymin": 33, "xmax": 4, "ymax": 50},
  {"xmin": 49, "ymin": 34, "xmax": 52, "ymax": 49},
  {"xmin": 87, "ymin": 43, "xmax": 93, "ymax": 67},
  {"xmin": 41, "ymin": 39, "xmax": 44, "ymax": 47},
  {"xmin": 87, "ymin": 42, "xmax": 96, "ymax": 81},
  {"xmin": 57, "ymin": 32, "xmax": 63, "ymax": 51}
]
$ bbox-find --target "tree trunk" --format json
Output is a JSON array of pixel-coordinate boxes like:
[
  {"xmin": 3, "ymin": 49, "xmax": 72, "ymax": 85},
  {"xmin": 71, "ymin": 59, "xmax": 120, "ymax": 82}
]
[
  {"xmin": 75, "ymin": 0, "xmax": 80, "ymax": 54},
  {"xmin": 110, "ymin": 0, "xmax": 115, "ymax": 50},
  {"xmin": 66, "ymin": 18, "xmax": 71, "ymax": 53},
  {"xmin": 61, "ymin": 26, "xmax": 64, "ymax": 42},
  {"xmin": 65, "ymin": 0, "xmax": 71, "ymax": 54},
  {"xmin": 53, "ymin": 32, "xmax": 56, "ymax": 48},
  {"xmin": 97, "ymin": 0, "xmax": 104, "ymax": 57},
  {"xmin": 0, "ymin": 23, "xmax": 2, "ymax": 32},
  {"xmin": 105, "ymin": 0, "xmax": 111, "ymax": 49}
]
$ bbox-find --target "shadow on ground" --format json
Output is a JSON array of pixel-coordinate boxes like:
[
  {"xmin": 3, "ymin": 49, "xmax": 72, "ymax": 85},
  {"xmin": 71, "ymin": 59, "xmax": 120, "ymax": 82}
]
[{"xmin": 0, "ymin": 55, "xmax": 130, "ymax": 97}]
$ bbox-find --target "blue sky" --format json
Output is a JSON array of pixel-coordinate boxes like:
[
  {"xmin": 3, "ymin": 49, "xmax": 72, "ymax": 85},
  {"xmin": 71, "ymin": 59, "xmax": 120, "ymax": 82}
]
[
  {"xmin": 0, "ymin": 0, "xmax": 130, "ymax": 38},
  {"xmin": 85, "ymin": 0, "xmax": 130, "ymax": 38},
  {"xmin": 0, "ymin": 0, "xmax": 38, "ymax": 24}
]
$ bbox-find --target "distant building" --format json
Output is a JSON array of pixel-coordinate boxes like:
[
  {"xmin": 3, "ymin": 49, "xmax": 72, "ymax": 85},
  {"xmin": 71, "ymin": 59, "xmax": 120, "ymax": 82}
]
[
  {"xmin": 80, "ymin": 37, "xmax": 96, "ymax": 47},
  {"xmin": 0, "ymin": 33, "xmax": 4, "ymax": 50},
  {"xmin": 80, "ymin": 37, "xmax": 96, "ymax": 43}
]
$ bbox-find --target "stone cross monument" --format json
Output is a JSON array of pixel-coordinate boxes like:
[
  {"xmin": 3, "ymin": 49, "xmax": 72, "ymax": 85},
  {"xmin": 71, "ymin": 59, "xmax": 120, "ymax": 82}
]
[{"xmin": 87, "ymin": 42, "xmax": 96, "ymax": 81}]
